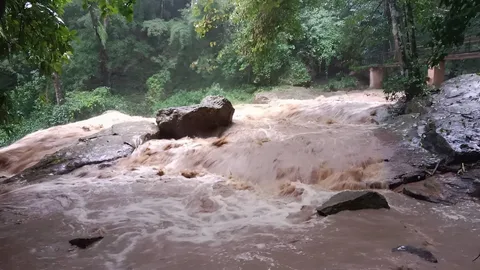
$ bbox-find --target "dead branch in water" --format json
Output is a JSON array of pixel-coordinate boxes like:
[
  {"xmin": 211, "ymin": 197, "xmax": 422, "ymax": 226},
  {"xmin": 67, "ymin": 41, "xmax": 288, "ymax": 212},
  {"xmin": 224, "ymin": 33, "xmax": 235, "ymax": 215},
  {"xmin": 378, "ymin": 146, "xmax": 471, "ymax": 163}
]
[
  {"xmin": 212, "ymin": 137, "xmax": 228, "ymax": 147},
  {"xmin": 473, "ymin": 252, "xmax": 480, "ymax": 262},
  {"xmin": 426, "ymin": 160, "xmax": 441, "ymax": 176}
]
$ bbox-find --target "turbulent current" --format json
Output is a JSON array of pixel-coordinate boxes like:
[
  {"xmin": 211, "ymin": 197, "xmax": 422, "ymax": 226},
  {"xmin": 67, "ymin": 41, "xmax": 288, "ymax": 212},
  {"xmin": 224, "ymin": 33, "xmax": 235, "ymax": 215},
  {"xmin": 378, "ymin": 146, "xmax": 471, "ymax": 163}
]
[{"xmin": 0, "ymin": 90, "xmax": 479, "ymax": 270}]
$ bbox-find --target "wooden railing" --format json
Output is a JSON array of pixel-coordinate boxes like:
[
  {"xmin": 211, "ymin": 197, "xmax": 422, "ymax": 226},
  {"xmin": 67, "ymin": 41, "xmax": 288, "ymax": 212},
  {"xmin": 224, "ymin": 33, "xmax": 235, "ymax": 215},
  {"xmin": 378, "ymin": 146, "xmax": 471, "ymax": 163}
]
[{"xmin": 361, "ymin": 36, "xmax": 480, "ymax": 67}]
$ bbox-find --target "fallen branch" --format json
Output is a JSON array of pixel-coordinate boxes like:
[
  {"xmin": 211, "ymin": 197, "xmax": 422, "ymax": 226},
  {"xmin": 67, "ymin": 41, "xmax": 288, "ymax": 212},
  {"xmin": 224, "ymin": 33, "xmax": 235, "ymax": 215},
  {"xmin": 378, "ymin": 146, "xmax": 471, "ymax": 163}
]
[
  {"xmin": 473, "ymin": 252, "xmax": 480, "ymax": 262},
  {"xmin": 426, "ymin": 160, "xmax": 441, "ymax": 176},
  {"xmin": 457, "ymin": 163, "xmax": 466, "ymax": 175}
]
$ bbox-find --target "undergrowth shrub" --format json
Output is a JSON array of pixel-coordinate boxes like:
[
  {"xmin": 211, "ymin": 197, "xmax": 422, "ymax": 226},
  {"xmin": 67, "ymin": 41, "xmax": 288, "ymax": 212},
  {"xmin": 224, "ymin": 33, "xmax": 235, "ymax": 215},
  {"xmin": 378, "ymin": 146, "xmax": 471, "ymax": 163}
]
[
  {"xmin": 322, "ymin": 76, "xmax": 358, "ymax": 91},
  {"xmin": 151, "ymin": 83, "xmax": 258, "ymax": 111},
  {"xmin": 0, "ymin": 87, "xmax": 128, "ymax": 147},
  {"xmin": 280, "ymin": 59, "xmax": 312, "ymax": 86},
  {"xmin": 383, "ymin": 73, "xmax": 429, "ymax": 101},
  {"xmin": 146, "ymin": 69, "xmax": 171, "ymax": 106}
]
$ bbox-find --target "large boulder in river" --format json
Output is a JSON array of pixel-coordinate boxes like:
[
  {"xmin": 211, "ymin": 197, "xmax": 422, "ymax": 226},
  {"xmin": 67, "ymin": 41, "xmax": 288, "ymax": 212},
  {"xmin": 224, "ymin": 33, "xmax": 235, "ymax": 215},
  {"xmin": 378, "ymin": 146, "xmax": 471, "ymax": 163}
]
[
  {"xmin": 4, "ymin": 121, "xmax": 158, "ymax": 183},
  {"xmin": 156, "ymin": 96, "xmax": 235, "ymax": 139},
  {"xmin": 317, "ymin": 191, "xmax": 390, "ymax": 216},
  {"xmin": 420, "ymin": 74, "xmax": 480, "ymax": 163}
]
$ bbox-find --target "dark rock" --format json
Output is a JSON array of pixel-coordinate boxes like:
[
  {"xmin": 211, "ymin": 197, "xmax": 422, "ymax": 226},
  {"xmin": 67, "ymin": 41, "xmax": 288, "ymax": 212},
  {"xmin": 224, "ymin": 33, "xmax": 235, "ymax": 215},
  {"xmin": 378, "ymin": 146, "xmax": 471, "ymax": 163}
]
[
  {"xmin": 401, "ymin": 172, "xmax": 480, "ymax": 205},
  {"xmin": 389, "ymin": 170, "xmax": 427, "ymax": 189},
  {"xmin": 402, "ymin": 185, "xmax": 444, "ymax": 204},
  {"xmin": 316, "ymin": 191, "xmax": 390, "ymax": 217},
  {"xmin": 469, "ymin": 179, "xmax": 480, "ymax": 199},
  {"xmin": 420, "ymin": 120, "xmax": 456, "ymax": 158},
  {"xmin": 156, "ymin": 96, "xmax": 235, "ymax": 139},
  {"xmin": 420, "ymin": 74, "xmax": 480, "ymax": 163},
  {"xmin": 5, "ymin": 121, "xmax": 158, "ymax": 183},
  {"xmin": 392, "ymin": 245, "xmax": 438, "ymax": 263},
  {"xmin": 69, "ymin": 236, "xmax": 104, "ymax": 249},
  {"xmin": 404, "ymin": 96, "xmax": 433, "ymax": 115}
]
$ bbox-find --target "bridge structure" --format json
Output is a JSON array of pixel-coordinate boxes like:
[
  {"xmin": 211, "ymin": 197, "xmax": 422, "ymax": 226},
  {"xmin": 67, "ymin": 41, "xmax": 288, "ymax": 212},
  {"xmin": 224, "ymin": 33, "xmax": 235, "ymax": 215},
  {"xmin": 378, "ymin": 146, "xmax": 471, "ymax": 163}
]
[{"xmin": 363, "ymin": 37, "xmax": 480, "ymax": 89}]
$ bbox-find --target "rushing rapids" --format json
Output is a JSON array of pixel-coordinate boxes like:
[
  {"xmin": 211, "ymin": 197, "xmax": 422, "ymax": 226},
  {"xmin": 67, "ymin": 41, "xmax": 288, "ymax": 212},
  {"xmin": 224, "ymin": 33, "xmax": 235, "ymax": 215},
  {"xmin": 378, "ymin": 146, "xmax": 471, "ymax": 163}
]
[{"xmin": 0, "ymin": 89, "xmax": 479, "ymax": 270}]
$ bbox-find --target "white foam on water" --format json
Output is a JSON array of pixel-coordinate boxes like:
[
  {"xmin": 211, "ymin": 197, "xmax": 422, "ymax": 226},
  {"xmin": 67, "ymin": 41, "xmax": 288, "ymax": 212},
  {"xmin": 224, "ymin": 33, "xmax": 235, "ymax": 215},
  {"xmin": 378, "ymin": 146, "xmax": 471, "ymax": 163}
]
[
  {"xmin": 431, "ymin": 201, "xmax": 480, "ymax": 223},
  {"xmin": 1, "ymin": 166, "xmax": 334, "ymax": 268}
]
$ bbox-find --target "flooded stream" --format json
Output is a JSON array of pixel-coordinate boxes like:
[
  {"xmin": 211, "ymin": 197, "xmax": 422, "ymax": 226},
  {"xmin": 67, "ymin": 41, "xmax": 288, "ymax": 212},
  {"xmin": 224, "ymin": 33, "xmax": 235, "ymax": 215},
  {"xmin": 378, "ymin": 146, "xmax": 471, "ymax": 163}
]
[{"xmin": 0, "ymin": 90, "xmax": 479, "ymax": 270}]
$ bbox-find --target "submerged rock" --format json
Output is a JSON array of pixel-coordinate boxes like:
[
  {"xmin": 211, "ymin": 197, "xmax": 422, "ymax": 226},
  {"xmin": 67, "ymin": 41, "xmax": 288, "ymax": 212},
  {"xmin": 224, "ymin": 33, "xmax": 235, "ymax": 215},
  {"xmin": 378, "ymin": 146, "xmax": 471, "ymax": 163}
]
[
  {"xmin": 69, "ymin": 236, "xmax": 104, "ymax": 249},
  {"xmin": 316, "ymin": 191, "xmax": 390, "ymax": 216},
  {"xmin": 4, "ymin": 121, "xmax": 158, "ymax": 183},
  {"xmin": 392, "ymin": 245, "xmax": 438, "ymax": 263},
  {"xmin": 156, "ymin": 96, "xmax": 235, "ymax": 139},
  {"xmin": 402, "ymin": 184, "xmax": 444, "ymax": 204},
  {"xmin": 420, "ymin": 74, "xmax": 480, "ymax": 163}
]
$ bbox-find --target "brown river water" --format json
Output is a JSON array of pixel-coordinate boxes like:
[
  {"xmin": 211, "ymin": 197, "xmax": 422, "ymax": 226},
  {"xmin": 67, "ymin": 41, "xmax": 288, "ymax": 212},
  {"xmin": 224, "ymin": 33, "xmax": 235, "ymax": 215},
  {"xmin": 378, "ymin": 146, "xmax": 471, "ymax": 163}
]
[{"xmin": 0, "ymin": 90, "xmax": 479, "ymax": 270}]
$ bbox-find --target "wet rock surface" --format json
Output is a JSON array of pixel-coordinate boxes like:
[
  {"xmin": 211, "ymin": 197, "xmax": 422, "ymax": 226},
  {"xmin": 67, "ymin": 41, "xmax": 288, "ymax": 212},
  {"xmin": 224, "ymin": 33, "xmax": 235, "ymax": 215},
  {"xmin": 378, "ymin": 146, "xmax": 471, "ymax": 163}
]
[
  {"xmin": 392, "ymin": 245, "xmax": 438, "ymax": 263},
  {"xmin": 400, "ymin": 170, "xmax": 480, "ymax": 205},
  {"xmin": 3, "ymin": 121, "xmax": 158, "ymax": 183},
  {"xmin": 316, "ymin": 191, "xmax": 390, "ymax": 216},
  {"xmin": 421, "ymin": 74, "xmax": 480, "ymax": 163},
  {"xmin": 379, "ymin": 75, "xmax": 480, "ymax": 205},
  {"xmin": 69, "ymin": 236, "xmax": 104, "ymax": 249},
  {"xmin": 156, "ymin": 96, "xmax": 235, "ymax": 139},
  {"xmin": 388, "ymin": 170, "xmax": 428, "ymax": 190}
]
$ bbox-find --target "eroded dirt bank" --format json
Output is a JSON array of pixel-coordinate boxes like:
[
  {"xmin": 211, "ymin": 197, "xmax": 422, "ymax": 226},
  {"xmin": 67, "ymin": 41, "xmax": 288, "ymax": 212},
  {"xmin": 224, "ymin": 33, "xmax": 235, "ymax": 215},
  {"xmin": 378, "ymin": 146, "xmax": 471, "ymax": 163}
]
[{"xmin": 0, "ymin": 89, "xmax": 479, "ymax": 270}]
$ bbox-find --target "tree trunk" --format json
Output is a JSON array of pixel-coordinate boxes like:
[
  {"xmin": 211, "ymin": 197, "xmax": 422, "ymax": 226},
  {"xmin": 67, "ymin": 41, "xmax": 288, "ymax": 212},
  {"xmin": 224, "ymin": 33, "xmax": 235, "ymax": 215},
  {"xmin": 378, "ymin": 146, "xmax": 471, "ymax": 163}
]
[
  {"xmin": 387, "ymin": 0, "xmax": 422, "ymax": 100},
  {"xmin": 405, "ymin": 1, "xmax": 418, "ymax": 60},
  {"xmin": 387, "ymin": 0, "xmax": 405, "ymax": 68},
  {"xmin": 89, "ymin": 5, "xmax": 111, "ymax": 87},
  {"xmin": 0, "ymin": 0, "xmax": 6, "ymax": 21},
  {"xmin": 52, "ymin": 72, "xmax": 64, "ymax": 105}
]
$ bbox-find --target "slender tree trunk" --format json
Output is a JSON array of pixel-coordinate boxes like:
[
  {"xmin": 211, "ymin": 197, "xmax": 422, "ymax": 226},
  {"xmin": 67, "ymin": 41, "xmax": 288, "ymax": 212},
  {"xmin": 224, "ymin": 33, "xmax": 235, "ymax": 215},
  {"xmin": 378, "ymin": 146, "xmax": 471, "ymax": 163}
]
[
  {"xmin": 0, "ymin": 0, "xmax": 6, "ymax": 21},
  {"xmin": 89, "ymin": 5, "xmax": 111, "ymax": 87},
  {"xmin": 52, "ymin": 72, "xmax": 64, "ymax": 105},
  {"xmin": 387, "ymin": 0, "xmax": 422, "ymax": 100},
  {"xmin": 406, "ymin": 1, "xmax": 418, "ymax": 60},
  {"xmin": 387, "ymin": 0, "xmax": 405, "ymax": 68}
]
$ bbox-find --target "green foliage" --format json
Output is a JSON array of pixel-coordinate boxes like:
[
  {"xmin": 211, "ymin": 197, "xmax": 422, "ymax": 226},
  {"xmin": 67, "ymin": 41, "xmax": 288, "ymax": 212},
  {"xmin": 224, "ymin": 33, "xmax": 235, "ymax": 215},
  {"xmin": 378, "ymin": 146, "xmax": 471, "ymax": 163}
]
[
  {"xmin": 82, "ymin": 0, "xmax": 136, "ymax": 21},
  {"xmin": 0, "ymin": 87, "xmax": 129, "ymax": 146},
  {"xmin": 383, "ymin": 73, "xmax": 428, "ymax": 101},
  {"xmin": 426, "ymin": 0, "xmax": 480, "ymax": 66},
  {"xmin": 322, "ymin": 76, "xmax": 358, "ymax": 91},
  {"xmin": 1, "ymin": 0, "xmax": 74, "ymax": 74},
  {"xmin": 152, "ymin": 83, "xmax": 257, "ymax": 111},
  {"xmin": 146, "ymin": 69, "xmax": 171, "ymax": 105},
  {"xmin": 1, "ymin": 0, "xmax": 136, "ymax": 75},
  {"xmin": 299, "ymin": 7, "xmax": 343, "ymax": 64},
  {"xmin": 280, "ymin": 59, "xmax": 311, "ymax": 86},
  {"xmin": 57, "ymin": 87, "xmax": 128, "ymax": 121},
  {"xmin": 3, "ymin": 0, "xmax": 480, "ymax": 147},
  {"xmin": 9, "ymin": 72, "xmax": 48, "ymax": 118}
]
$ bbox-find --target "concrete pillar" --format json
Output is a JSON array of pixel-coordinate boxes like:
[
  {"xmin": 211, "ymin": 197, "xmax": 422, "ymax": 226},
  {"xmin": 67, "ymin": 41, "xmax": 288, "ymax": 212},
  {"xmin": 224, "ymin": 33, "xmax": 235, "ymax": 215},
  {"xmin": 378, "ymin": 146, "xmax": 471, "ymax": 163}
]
[
  {"xmin": 427, "ymin": 61, "xmax": 445, "ymax": 88},
  {"xmin": 369, "ymin": 67, "xmax": 384, "ymax": 89}
]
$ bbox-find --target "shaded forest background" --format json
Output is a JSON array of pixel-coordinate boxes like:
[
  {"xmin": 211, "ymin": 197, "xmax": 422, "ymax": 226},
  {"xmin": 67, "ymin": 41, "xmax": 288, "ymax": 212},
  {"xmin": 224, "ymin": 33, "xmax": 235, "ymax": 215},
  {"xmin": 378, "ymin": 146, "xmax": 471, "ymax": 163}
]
[{"xmin": 1, "ymin": 0, "xmax": 479, "ymax": 146}]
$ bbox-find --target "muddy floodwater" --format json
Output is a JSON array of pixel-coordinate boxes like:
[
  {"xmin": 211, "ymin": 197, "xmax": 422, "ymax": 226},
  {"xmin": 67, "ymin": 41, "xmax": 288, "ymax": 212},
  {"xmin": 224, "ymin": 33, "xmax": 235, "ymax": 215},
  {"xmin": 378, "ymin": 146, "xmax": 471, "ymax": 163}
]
[{"xmin": 0, "ymin": 90, "xmax": 479, "ymax": 270}]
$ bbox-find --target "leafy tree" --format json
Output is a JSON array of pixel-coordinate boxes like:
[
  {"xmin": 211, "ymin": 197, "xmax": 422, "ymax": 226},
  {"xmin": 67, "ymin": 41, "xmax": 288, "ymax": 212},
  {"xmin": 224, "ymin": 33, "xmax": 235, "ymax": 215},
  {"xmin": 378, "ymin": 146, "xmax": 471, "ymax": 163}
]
[
  {"xmin": 1, "ymin": 0, "xmax": 136, "ymax": 74},
  {"xmin": 426, "ymin": 0, "xmax": 480, "ymax": 66}
]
